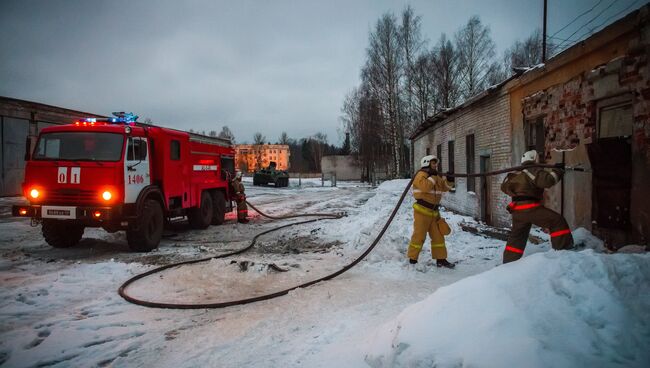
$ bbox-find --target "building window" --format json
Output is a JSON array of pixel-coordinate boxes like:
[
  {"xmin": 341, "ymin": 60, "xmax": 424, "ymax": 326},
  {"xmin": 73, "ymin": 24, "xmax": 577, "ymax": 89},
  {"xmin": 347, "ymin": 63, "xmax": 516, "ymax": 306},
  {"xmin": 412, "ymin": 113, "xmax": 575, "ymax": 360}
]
[
  {"xmin": 466, "ymin": 134, "xmax": 475, "ymax": 192},
  {"xmin": 426, "ymin": 147, "xmax": 430, "ymax": 155},
  {"xmin": 436, "ymin": 144, "xmax": 442, "ymax": 172},
  {"xmin": 170, "ymin": 140, "xmax": 181, "ymax": 160},
  {"xmin": 525, "ymin": 117, "xmax": 545, "ymax": 159},
  {"xmin": 599, "ymin": 103, "xmax": 633, "ymax": 139},
  {"xmin": 448, "ymin": 141, "xmax": 455, "ymax": 174}
]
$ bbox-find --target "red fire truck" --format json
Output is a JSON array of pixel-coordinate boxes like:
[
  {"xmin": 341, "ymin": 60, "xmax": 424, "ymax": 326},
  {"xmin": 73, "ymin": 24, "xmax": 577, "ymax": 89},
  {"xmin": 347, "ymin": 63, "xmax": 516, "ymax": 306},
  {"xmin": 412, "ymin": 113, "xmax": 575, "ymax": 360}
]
[{"xmin": 12, "ymin": 112, "xmax": 237, "ymax": 251}]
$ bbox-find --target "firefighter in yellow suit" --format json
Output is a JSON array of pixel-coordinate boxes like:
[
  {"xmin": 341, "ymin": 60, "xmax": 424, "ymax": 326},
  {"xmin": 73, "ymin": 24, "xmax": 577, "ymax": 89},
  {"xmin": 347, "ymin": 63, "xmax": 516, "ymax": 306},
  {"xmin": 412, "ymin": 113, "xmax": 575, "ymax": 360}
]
[{"xmin": 408, "ymin": 155, "xmax": 456, "ymax": 268}]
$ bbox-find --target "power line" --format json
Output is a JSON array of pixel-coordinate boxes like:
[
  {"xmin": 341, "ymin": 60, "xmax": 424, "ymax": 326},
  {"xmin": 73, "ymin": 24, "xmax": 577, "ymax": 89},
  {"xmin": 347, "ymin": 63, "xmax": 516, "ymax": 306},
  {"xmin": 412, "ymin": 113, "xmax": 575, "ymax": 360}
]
[
  {"xmin": 555, "ymin": 0, "xmax": 642, "ymax": 51},
  {"xmin": 555, "ymin": 0, "xmax": 620, "ymax": 50},
  {"xmin": 571, "ymin": 0, "xmax": 643, "ymax": 43},
  {"xmin": 549, "ymin": 0, "xmax": 604, "ymax": 39}
]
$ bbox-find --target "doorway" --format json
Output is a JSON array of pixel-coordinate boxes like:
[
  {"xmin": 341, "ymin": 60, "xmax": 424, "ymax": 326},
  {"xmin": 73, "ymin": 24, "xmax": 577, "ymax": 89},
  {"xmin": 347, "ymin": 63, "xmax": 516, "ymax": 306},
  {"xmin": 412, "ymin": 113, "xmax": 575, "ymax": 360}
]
[
  {"xmin": 587, "ymin": 101, "xmax": 633, "ymax": 247},
  {"xmin": 480, "ymin": 155, "xmax": 492, "ymax": 225}
]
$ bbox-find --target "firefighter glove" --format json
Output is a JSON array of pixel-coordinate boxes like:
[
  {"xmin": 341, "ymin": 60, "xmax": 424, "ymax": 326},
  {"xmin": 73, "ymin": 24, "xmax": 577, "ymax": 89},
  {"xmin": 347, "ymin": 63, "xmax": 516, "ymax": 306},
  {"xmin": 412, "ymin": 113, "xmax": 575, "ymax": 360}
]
[{"xmin": 445, "ymin": 172, "xmax": 455, "ymax": 182}]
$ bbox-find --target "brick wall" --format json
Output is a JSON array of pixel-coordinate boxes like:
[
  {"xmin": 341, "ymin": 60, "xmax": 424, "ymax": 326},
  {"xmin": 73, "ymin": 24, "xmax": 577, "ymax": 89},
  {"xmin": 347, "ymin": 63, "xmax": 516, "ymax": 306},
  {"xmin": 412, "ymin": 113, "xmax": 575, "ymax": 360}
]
[
  {"xmin": 520, "ymin": 38, "xmax": 650, "ymax": 243},
  {"xmin": 412, "ymin": 92, "xmax": 513, "ymax": 227}
]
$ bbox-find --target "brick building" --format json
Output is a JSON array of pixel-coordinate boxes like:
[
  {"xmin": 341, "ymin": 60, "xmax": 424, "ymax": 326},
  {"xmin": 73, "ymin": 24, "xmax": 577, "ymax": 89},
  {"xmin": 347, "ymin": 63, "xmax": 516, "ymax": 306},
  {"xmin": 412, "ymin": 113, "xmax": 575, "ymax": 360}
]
[
  {"xmin": 411, "ymin": 5, "xmax": 650, "ymax": 246},
  {"xmin": 510, "ymin": 5, "xmax": 650, "ymax": 246},
  {"xmin": 0, "ymin": 97, "xmax": 105, "ymax": 196},
  {"xmin": 234, "ymin": 144, "xmax": 290, "ymax": 173},
  {"xmin": 410, "ymin": 78, "xmax": 517, "ymax": 227}
]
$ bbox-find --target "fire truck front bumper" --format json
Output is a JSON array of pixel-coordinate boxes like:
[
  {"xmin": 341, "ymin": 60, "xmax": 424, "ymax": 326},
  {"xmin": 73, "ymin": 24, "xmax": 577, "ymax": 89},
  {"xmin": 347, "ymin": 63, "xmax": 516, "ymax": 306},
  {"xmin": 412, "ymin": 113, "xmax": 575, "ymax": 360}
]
[{"xmin": 12, "ymin": 204, "xmax": 123, "ymax": 223}]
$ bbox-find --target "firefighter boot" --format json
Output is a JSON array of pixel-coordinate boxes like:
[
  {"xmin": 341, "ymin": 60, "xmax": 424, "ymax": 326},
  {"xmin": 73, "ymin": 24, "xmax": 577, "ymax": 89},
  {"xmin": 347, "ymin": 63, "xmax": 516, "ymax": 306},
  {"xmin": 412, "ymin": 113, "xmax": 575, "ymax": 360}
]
[
  {"xmin": 409, "ymin": 259, "xmax": 418, "ymax": 264},
  {"xmin": 238, "ymin": 218, "xmax": 249, "ymax": 224},
  {"xmin": 436, "ymin": 259, "xmax": 455, "ymax": 269}
]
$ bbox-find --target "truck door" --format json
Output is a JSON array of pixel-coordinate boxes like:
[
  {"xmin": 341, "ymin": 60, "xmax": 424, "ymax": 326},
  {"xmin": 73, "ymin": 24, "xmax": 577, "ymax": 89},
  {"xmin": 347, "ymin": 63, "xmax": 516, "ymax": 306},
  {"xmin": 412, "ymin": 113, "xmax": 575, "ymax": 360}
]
[{"xmin": 124, "ymin": 137, "xmax": 151, "ymax": 203}]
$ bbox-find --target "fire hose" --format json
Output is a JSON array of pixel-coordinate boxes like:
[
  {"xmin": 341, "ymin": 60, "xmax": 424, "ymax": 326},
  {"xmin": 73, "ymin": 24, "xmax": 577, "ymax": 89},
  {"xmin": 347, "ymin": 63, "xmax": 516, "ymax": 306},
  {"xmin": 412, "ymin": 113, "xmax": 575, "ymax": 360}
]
[{"xmin": 118, "ymin": 163, "xmax": 587, "ymax": 309}]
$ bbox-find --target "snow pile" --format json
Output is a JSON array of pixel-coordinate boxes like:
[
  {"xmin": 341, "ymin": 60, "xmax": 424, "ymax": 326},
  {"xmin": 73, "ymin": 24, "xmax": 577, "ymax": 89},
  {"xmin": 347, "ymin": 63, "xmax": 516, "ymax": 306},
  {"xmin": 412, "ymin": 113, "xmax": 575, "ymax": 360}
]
[
  {"xmin": 364, "ymin": 250, "xmax": 650, "ymax": 368},
  {"xmin": 320, "ymin": 179, "xmax": 504, "ymax": 266}
]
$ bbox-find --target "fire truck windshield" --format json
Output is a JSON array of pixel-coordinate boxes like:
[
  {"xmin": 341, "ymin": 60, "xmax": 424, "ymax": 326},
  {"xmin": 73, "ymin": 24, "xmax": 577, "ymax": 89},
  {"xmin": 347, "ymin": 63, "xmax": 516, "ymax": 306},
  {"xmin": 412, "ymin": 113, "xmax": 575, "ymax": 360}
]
[{"xmin": 33, "ymin": 132, "xmax": 124, "ymax": 162}]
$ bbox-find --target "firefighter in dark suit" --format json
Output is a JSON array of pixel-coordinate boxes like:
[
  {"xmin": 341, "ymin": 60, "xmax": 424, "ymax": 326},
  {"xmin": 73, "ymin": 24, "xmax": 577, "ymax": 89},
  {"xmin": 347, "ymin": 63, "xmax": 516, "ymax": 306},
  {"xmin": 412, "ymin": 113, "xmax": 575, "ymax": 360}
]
[
  {"xmin": 232, "ymin": 171, "xmax": 249, "ymax": 224},
  {"xmin": 500, "ymin": 150, "xmax": 574, "ymax": 263}
]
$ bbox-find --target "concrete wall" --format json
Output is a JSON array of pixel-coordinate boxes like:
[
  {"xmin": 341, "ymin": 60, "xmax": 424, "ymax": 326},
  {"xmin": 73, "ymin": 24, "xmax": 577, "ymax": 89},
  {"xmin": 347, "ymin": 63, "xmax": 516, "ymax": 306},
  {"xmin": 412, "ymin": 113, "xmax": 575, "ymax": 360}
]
[
  {"xmin": 0, "ymin": 97, "xmax": 105, "ymax": 196},
  {"xmin": 321, "ymin": 155, "xmax": 362, "ymax": 181},
  {"xmin": 509, "ymin": 6, "xmax": 650, "ymax": 244},
  {"xmin": 412, "ymin": 92, "xmax": 513, "ymax": 227}
]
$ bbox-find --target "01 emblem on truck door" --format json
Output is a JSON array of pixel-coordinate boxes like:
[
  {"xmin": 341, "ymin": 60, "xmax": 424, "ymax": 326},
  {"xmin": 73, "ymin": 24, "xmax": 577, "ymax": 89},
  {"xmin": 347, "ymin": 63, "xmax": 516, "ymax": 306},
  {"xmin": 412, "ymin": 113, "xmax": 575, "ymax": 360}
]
[{"xmin": 57, "ymin": 167, "xmax": 81, "ymax": 184}]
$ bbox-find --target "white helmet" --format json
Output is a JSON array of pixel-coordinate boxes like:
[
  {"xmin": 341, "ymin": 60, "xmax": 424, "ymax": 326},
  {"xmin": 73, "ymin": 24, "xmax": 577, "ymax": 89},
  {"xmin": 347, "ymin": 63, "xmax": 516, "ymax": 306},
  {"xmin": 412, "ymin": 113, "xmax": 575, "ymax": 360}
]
[
  {"xmin": 235, "ymin": 170, "xmax": 242, "ymax": 179},
  {"xmin": 521, "ymin": 150, "xmax": 538, "ymax": 164},
  {"xmin": 420, "ymin": 155, "xmax": 438, "ymax": 168}
]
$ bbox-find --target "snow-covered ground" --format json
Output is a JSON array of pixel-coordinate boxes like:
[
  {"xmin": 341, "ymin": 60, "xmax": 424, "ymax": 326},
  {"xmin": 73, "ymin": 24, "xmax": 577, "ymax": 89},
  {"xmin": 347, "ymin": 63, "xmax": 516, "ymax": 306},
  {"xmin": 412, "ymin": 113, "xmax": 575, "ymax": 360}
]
[{"xmin": 0, "ymin": 178, "xmax": 648, "ymax": 367}]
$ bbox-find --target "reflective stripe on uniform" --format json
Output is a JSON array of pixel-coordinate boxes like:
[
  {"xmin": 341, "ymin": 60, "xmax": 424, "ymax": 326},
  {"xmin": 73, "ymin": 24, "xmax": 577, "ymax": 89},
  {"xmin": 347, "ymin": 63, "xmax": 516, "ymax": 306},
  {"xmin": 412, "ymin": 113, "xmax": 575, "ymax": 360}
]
[
  {"xmin": 409, "ymin": 242, "xmax": 423, "ymax": 249},
  {"xmin": 550, "ymin": 229, "xmax": 571, "ymax": 237},
  {"xmin": 507, "ymin": 202, "xmax": 541, "ymax": 210},
  {"xmin": 413, "ymin": 203, "xmax": 439, "ymax": 217},
  {"xmin": 522, "ymin": 169, "xmax": 536, "ymax": 181},
  {"xmin": 238, "ymin": 210, "xmax": 248, "ymax": 213},
  {"xmin": 413, "ymin": 189, "xmax": 447, "ymax": 195},
  {"xmin": 505, "ymin": 245, "xmax": 524, "ymax": 254},
  {"xmin": 427, "ymin": 176, "xmax": 436, "ymax": 184},
  {"xmin": 431, "ymin": 243, "xmax": 446, "ymax": 248},
  {"xmin": 549, "ymin": 170, "xmax": 560, "ymax": 183}
]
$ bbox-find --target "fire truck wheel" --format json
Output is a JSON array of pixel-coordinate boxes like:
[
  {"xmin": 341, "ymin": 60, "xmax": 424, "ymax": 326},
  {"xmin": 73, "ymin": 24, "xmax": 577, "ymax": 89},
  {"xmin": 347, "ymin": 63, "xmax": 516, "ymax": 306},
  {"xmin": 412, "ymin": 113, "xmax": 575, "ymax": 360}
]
[
  {"xmin": 211, "ymin": 190, "xmax": 226, "ymax": 225},
  {"xmin": 42, "ymin": 220, "xmax": 84, "ymax": 248},
  {"xmin": 188, "ymin": 191, "xmax": 213, "ymax": 229},
  {"xmin": 126, "ymin": 199, "xmax": 163, "ymax": 252}
]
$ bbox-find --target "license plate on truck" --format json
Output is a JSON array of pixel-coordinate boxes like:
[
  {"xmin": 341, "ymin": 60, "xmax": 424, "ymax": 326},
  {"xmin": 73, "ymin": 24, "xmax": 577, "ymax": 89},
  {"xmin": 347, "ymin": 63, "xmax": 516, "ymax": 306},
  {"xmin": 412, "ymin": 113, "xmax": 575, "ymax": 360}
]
[{"xmin": 42, "ymin": 206, "xmax": 77, "ymax": 219}]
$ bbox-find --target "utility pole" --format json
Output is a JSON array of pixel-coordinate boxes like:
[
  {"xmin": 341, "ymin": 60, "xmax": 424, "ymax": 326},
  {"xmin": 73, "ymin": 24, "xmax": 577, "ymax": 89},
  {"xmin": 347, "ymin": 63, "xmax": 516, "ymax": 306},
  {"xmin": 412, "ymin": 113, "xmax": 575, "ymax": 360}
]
[{"xmin": 542, "ymin": 0, "xmax": 548, "ymax": 62}]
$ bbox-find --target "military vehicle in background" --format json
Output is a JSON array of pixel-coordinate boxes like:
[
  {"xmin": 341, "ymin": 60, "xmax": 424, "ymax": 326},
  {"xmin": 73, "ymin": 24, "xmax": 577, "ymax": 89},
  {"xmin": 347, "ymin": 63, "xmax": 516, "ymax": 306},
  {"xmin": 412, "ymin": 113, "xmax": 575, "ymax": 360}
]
[{"xmin": 253, "ymin": 162, "xmax": 289, "ymax": 187}]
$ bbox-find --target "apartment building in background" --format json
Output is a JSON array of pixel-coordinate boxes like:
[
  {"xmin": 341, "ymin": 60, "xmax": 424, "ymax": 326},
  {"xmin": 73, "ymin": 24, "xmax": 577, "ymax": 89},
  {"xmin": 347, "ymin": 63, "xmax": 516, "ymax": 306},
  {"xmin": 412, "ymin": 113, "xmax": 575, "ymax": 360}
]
[{"xmin": 235, "ymin": 144, "xmax": 290, "ymax": 172}]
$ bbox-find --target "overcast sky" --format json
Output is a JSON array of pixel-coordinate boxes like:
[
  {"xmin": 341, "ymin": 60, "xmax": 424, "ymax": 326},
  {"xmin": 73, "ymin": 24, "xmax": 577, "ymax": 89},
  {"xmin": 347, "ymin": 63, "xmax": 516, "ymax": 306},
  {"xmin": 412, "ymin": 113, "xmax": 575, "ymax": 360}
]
[{"xmin": 0, "ymin": 0, "xmax": 641, "ymax": 144}]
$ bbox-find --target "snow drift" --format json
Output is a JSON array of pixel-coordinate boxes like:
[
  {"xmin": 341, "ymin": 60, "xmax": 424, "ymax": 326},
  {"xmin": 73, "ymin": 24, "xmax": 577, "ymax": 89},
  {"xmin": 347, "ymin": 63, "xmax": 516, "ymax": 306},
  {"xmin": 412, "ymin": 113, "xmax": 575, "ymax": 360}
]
[{"xmin": 364, "ymin": 250, "xmax": 650, "ymax": 368}]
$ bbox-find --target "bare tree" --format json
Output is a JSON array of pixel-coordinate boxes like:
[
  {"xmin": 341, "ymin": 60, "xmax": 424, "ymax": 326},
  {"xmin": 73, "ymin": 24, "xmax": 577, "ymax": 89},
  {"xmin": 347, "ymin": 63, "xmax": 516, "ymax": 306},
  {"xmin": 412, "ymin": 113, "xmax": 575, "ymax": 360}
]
[
  {"xmin": 412, "ymin": 51, "xmax": 437, "ymax": 125},
  {"xmin": 278, "ymin": 131, "xmax": 290, "ymax": 145},
  {"xmin": 209, "ymin": 130, "xmax": 217, "ymax": 137},
  {"xmin": 253, "ymin": 132, "xmax": 266, "ymax": 145},
  {"xmin": 455, "ymin": 16, "xmax": 496, "ymax": 99},
  {"xmin": 504, "ymin": 29, "xmax": 556, "ymax": 73},
  {"xmin": 365, "ymin": 12, "xmax": 403, "ymax": 177},
  {"xmin": 218, "ymin": 126, "xmax": 235, "ymax": 143},
  {"xmin": 486, "ymin": 60, "xmax": 509, "ymax": 86},
  {"xmin": 431, "ymin": 34, "xmax": 461, "ymax": 109},
  {"xmin": 399, "ymin": 5, "xmax": 425, "ymax": 134},
  {"xmin": 309, "ymin": 132, "xmax": 328, "ymax": 172}
]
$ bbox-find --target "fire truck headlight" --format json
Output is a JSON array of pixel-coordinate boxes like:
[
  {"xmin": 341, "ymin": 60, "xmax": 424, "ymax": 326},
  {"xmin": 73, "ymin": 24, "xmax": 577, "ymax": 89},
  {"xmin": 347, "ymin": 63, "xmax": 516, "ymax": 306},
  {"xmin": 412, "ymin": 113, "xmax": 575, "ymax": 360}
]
[
  {"xmin": 29, "ymin": 189, "xmax": 40, "ymax": 199},
  {"xmin": 102, "ymin": 191, "xmax": 112, "ymax": 201}
]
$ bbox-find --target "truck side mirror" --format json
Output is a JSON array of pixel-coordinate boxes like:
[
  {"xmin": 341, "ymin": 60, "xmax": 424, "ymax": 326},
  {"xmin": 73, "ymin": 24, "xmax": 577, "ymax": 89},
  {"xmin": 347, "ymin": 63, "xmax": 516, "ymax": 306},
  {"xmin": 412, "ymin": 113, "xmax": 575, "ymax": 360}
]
[{"xmin": 24, "ymin": 136, "xmax": 33, "ymax": 161}]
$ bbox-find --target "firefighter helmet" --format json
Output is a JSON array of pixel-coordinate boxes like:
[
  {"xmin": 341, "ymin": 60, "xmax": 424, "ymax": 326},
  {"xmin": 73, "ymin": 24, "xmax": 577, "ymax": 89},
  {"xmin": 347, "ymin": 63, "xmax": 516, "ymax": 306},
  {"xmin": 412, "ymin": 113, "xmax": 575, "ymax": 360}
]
[
  {"xmin": 420, "ymin": 155, "xmax": 438, "ymax": 168},
  {"xmin": 235, "ymin": 170, "xmax": 242, "ymax": 179},
  {"xmin": 521, "ymin": 150, "xmax": 538, "ymax": 164}
]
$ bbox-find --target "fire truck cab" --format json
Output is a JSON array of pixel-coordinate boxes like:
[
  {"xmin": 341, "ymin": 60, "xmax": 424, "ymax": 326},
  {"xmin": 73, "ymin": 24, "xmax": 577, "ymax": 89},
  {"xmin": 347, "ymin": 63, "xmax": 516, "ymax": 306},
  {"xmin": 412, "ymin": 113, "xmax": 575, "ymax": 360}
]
[{"xmin": 12, "ymin": 113, "xmax": 237, "ymax": 251}]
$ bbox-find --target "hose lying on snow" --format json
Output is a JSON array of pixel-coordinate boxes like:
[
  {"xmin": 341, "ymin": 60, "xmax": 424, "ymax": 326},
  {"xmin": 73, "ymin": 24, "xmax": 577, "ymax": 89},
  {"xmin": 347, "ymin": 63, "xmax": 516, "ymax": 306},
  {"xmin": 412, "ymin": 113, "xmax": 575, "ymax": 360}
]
[
  {"xmin": 118, "ymin": 163, "xmax": 573, "ymax": 309},
  {"xmin": 118, "ymin": 177, "xmax": 414, "ymax": 309}
]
